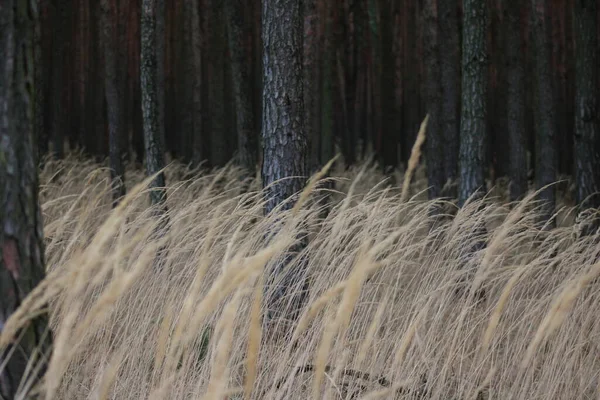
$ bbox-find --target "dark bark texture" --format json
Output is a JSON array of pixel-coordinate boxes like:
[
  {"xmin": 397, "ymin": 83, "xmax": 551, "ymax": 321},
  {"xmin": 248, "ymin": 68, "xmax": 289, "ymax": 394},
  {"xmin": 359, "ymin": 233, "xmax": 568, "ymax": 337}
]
[
  {"xmin": 438, "ymin": 0, "xmax": 461, "ymax": 193},
  {"xmin": 505, "ymin": 0, "xmax": 528, "ymax": 201},
  {"xmin": 0, "ymin": 0, "xmax": 52, "ymax": 397},
  {"xmin": 209, "ymin": 0, "xmax": 228, "ymax": 167},
  {"xmin": 225, "ymin": 0, "xmax": 258, "ymax": 173},
  {"xmin": 531, "ymin": 0, "xmax": 557, "ymax": 225},
  {"xmin": 423, "ymin": 0, "xmax": 444, "ymax": 199},
  {"xmin": 458, "ymin": 0, "xmax": 488, "ymax": 206},
  {"xmin": 52, "ymin": 0, "xmax": 70, "ymax": 159},
  {"xmin": 191, "ymin": 0, "xmax": 204, "ymax": 167},
  {"xmin": 100, "ymin": 0, "xmax": 126, "ymax": 206},
  {"xmin": 573, "ymin": 0, "xmax": 600, "ymax": 213},
  {"xmin": 141, "ymin": 0, "xmax": 168, "ymax": 211},
  {"xmin": 303, "ymin": 0, "xmax": 320, "ymax": 171},
  {"xmin": 261, "ymin": 0, "xmax": 307, "ymax": 215},
  {"xmin": 261, "ymin": 0, "xmax": 308, "ymax": 320}
]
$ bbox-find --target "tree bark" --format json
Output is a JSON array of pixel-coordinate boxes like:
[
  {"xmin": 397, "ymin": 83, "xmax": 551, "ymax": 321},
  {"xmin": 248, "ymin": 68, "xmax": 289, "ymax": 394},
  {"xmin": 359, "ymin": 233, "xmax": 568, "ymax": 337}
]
[
  {"xmin": 261, "ymin": 0, "xmax": 307, "ymax": 214},
  {"xmin": 209, "ymin": 0, "xmax": 228, "ymax": 167},
  {"xmin": 381, "ymin": 0, "xmax": 398, "ymax": 171},
  {"xmin": 225, "ymin": 0, "xmax": 258, "ymax": 173},
  {"xmin": 423, "ymin": 0, "xmax": 444, "ymax": 199},
  {"xmin": 303, "ymin": 0, "xmax": 320, "ymax": 171},
  {"xmin": 0, "ymin": 1, "xmax": 52, "ymax": 396},
  {"xmin": 141, "ymin": 0, "xmax": 168, "ymax": 211},
  {"xmin": 573, "ymin": 0, "xmax": 600, "ymax": 215},
  {"xmin": 100, "ymin": 0, "xmax": 126, "ymax": 206},
  {"xmin": 261, "ymin": 0, "xmax": 308, "ymax": 318},
  {"xmin": 156, "ymin": 0, "xmax": 166, "ymax": 153},
  {"xmin": 438, "ymin": 0, "xmax": 461, "ymax": 194},
  {"xmin": 458, "ymin": 0, "xmax": 488, "ymax": 206},
  {"xmin": 191, "ymin": 0, "xmax": 204, "ymax": 167},
  {"xmin": 505, "ymin": 0, "xmax": 528, "ymax": 201},
  {"xmin": 52, "ymin": 0, "xmax": 70, "ymax": 159},
  {"xmin": 531, "ymin": 0, "xmax": 557, "ymax": 226}
]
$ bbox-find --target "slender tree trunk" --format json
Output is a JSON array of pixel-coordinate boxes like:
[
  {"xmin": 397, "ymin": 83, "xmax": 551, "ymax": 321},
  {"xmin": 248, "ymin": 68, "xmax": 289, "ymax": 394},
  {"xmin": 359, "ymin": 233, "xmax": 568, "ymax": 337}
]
[
  {"xmin": 304, "ymin": 0, "xmax": 320, "ymax": 171},
  {"xmin": 156, "ymin": 0, "xmax": 166, "ymax": 153},
  {"xmin": 381, "ymin": 0, "xmax": 398, "ymax": 171},
  {"xmin": 261, "ymin": 0, "xmax": 308, "ymax": 319},
  {"xmin": 531, "ymin": 0, "xmax": 557, "ymax": 226},
  {"xmin": 52, "ymin": 0, "xmax": 69, "ymax": 159},
  {"xmin": 423, "ymin": 0, "xmax": 444, "ymax": 199},
  {"xmin": 505, "ymin": 0, "xmax": 528, "ymax": 201},
  {"xmin": 191, "ymin": 0, "xmax": 204, "ymax": 167},
  {"xmin": 458, "ymin": 0, "xmax": 488, "ymax": 206},
  {"xmin": 141, "ymin": 0, "xmax": 168, "ymax": 211},
  {"xmin": 573, "ymin": 0, "xmax": 600, "ymax": 217},
  {"xmin": 209, "ymin": 0, "xmax": 228, "ymax": 167},
  {"xmin": 100, "ymin": 0, "xmax": 126, "ymax": 206},
  {"xmin": 33, "ymin": 0, "xmax": 47, "ymax": 165},
  {"xmin": 402, "ymin": 0, "xmax": 419, "ymax": 165},
  {"xmin": 439, "ymin": 0, "xmax": 461, "ymax": 193},
  {"xmin": 225, "ymin": 0, "xmax": 258, "ymax": 173},
  {"xmin": 0, "ymin": 1, "xmax": 52, "ymax": 396}
]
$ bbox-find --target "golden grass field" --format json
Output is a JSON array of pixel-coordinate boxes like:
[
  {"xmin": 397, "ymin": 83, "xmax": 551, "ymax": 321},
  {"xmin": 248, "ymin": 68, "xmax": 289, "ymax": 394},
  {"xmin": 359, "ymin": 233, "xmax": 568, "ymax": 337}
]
[{"xmin": 2, "ymin": 152, "xmax": 600, "ymax": 399}]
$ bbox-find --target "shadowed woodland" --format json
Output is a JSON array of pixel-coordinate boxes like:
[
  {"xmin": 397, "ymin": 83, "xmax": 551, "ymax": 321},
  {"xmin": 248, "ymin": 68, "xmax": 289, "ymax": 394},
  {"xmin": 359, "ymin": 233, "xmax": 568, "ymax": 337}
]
[{"xmin": 1, "ymin": 0, "xmax": 600, "ymax": 399}]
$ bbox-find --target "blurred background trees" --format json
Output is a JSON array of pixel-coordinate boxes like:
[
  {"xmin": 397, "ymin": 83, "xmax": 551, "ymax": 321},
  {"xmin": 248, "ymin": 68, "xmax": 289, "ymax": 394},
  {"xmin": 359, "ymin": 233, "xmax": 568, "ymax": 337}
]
[{"xmin": 30, "ymin": 0, "xmax": 600, "ymax": 214}]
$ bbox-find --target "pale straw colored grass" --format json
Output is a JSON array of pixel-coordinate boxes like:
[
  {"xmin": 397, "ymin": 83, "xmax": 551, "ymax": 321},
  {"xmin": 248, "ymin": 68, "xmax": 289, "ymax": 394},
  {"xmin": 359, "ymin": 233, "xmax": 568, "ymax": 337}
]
[{"xmin": 0, "ymin": 152, "xmax": 598, "ymax": 399}]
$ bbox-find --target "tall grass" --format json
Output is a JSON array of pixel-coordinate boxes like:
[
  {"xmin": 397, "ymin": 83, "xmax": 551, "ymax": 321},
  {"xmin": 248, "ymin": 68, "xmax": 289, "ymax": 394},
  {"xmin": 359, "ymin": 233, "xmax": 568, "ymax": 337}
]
[{"xmin": 1, "ymin": 153, "xmax": 599, "ymax": 399}]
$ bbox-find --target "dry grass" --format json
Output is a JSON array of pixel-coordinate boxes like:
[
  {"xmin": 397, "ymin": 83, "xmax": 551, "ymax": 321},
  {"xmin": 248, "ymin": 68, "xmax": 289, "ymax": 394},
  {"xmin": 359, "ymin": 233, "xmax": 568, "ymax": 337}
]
[{"xmin": 1, "ymin": 152, "xmax": 600, "ymax": 399}]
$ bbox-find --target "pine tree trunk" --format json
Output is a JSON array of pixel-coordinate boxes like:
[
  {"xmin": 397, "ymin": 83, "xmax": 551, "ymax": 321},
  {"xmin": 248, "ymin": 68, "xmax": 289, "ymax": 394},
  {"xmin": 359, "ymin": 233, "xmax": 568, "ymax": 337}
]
[
  {"xmin": 156, "ymin": 0, "xmax": 166, "ymax": 153},
  {"xmin": 261, "ymin": 0, "xmax": 307, "ymax": 214},
  {"xmin": 100, "ymin": 0, "xmax": 126, "ymax": 206},
  {"xmin": 191, "ymin": 0, "xmax": 204, "ymax": 167},
  {"xmin": 141, "ymin": 0, "xmax": 168, "ymax": 211},
  {"xmin": 458, "ymin": 0, "xmax": 488, "ymax": 206},
  {"xmin": 423, "ymin": 0, "xmax": 444, "ymax": 199},
  {"xmin": 0, "ymin": 1, "xmax": 52, "ymax": 396},
  {"xmin": 303, "ymin": 0, "xmax": 320, "ymax": 171},
  {"xmin": 505, "ymin": 0, "xmax": 528, "ymax": 201},
  {"xmin": 438, "ymin": 0, "xmax": 460, "ymax": 193},
  {"xmin": 261, "ymin": 0, "xmax": 308, "ymax": 319},
  {"xmin": 52, "ymin": 0, "xmax": 69, "ymax": 159},
  {"xmin": 225, "ymin": 0, "xmax": 258, "ymax": 173},
  {"xmin": 531, "ymin": 0, "xmax": 557, "ymax": 226},
  {"xmin": 33, "ymin": 0, "xmax": 47, "ymax": 165},
  {"xmin": 381, "ymin": 0, "xmax": 398, "ymax": 171},
  {"xmin": 209, "ymin": 0, "xmax": 228, "ymax": 167},
  {"xmin": 573, "ymin": 0, "xmax": 600, "ymax": 216}
]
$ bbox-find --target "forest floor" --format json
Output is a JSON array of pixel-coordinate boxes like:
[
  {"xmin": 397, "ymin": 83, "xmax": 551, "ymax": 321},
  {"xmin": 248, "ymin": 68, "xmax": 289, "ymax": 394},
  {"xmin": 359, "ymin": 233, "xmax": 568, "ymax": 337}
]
[{"xmin": 5, "ymin": 154, "xmax": 600, "ymax": 399}]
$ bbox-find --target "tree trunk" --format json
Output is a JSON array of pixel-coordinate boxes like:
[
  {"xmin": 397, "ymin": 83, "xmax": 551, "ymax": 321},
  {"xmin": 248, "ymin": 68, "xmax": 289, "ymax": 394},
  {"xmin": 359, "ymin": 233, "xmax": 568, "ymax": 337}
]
[
  {"xmin": 573, "ymin": 0, "xmax": 600, "ymax": 215},
  {"xmin": 304, "ymin": 0, "xmax": 320, "ymax": 171},
  {"xmin": 261, "ymin": 0, "xmax": 308, "ymax": 318},
  {"xmin": 33, "ymin": 0, "xmax": 47, "ymax": 165},
  {"xmin": 381, "ymin": 0, "xmax": 398, "ymax": 171},
  {"xmin": 438, "ymin": 0, "xmax": 460, "ymax": 194},
  {"xmin": 225, "ymin": 0, "xmax": 258, "ymax": 173},
  {"xmin": 458, "ymin": 0, "xmax": 488, "ymax": 206},
  {"xmin": 156, "ymin": 0, "xmax": 166, "ymax": 153},
  {"xmin": 423, "ymin": 0, "xmax": 444, "ymax": 199},
  {"xmin": 0, "ymin": 1, "xmax": 52, "ymax": 396},
  {"xmin": 52, "ymin": 0, "xmax": 70, "ymax": 159},
  {"xmin": 505, "ymin": 0, "xmax": 528, "ymax": 201},
  {"xmin": 209, "ymin": 0, "xmax": 228, "ymax": 167},
  {"xmin": 402, "ymin": 0, "xmax": 419, "ymax": 165},
  {"xmin": 531, "ymin": 0, "xmax": 557, "ymax": 226},
  {"xmin": 141, "ymin": 0, "xmax": 168, "ymax": 211},
  {"xmin": 191, "ymin": 0, "xmax": 204, "ymax": 167},
  {"xmin": 100, "ymin": 0, "xmax": 126, "ymax": 206}
]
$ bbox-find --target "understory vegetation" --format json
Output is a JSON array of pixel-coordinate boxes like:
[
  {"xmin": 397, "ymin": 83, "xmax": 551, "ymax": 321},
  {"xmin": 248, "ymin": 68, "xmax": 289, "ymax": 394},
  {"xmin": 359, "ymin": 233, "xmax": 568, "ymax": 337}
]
[{"xmin": 2, "ymin": 154, "xmax": 599, "ymax": 399}]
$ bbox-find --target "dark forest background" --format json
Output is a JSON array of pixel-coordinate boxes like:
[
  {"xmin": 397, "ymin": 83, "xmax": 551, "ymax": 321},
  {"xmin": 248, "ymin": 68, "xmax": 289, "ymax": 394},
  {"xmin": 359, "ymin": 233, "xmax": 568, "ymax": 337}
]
[{"xmin": 36, "ymin": 1, "xmax": 600, "ymax": 217}]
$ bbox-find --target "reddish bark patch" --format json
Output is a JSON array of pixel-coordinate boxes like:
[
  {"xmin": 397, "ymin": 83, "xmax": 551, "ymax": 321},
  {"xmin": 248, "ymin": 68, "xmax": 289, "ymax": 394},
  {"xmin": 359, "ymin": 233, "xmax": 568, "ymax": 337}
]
[{"xmin": 2, "ymin": 239, "xmax": 20, "ymax": 280}]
